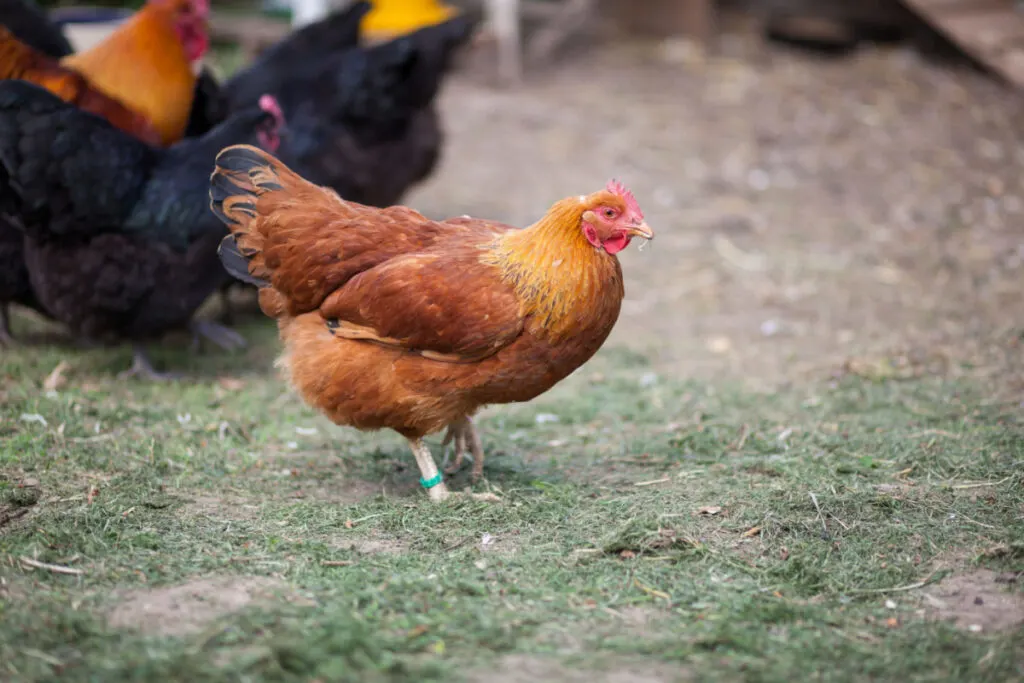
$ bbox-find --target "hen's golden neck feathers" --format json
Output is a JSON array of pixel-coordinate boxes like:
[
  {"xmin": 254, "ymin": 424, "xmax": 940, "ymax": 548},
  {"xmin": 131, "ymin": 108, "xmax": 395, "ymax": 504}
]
[{"xmin": 486, "ymin": 196, "xmax": 624, "ymax": 339}]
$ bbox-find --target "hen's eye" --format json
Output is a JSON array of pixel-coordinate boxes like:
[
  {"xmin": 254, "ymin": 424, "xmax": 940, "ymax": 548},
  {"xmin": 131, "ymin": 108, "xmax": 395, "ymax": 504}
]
[{"xmin": 603, "ymin": 208, "xmax": 616, "ymax": 218}]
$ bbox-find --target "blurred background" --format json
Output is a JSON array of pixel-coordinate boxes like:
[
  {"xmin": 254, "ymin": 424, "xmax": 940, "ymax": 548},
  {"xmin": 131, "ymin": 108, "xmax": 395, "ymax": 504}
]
[{"xmin": 13, "ymin": 0, "xmax": 1024, "ymax": 395}]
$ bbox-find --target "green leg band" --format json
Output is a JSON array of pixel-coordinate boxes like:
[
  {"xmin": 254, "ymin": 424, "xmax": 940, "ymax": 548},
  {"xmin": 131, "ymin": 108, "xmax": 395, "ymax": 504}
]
[{"xmin": 420, "ymin": 473, "xmax": 443, "ymax": 489}]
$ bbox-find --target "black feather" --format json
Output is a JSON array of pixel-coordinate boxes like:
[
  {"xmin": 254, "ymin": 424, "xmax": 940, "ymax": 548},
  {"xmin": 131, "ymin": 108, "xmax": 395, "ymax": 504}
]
[
  {"xmin": 223, "ymin": 1, "xmax": 371, "ymax": 109},
  {"xmin": 215, "ymin": 145, "xmax": 272, "ymax": 174},
  {"xmin": 217, "ymin": 9, "xmax": 478, "ymax": 209},
  {"xmin": 209, "ymin": 174, "xmax": 248, "ymax": 225},
  {"xmin": 184, "ymin": 67, "xmax": 230, "ymax": 138},
  {"xmin": 218, "ymin": 234, "xmax": 269, "ymax": 287},
  {"xmin": 1, "ymin": 0, "xmax": 73, "ymax": 58}
]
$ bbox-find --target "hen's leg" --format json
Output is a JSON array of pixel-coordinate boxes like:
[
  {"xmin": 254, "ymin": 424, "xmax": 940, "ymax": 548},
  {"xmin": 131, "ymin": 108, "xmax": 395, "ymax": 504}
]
[
  {"xmin": 117, "ymin": 346, "xmax": 181, "ymax": 382},
  {"xmin": 0, "ymin": 304, "xmax": 15, "ymax": 347},
  {"xmin": 407, "ymin": 437, "xmax": 499, "ymax": 503},
  {"xmin": 408, "ymin": 438, "xmax": 451, "ymax": 502},
  {"xmin": 443, "ymin": 416, "xmax": 486, "ymax": 481},
  {"xmin": 442, "ymin": 423, "xmax": 468, "ymax": 474},
  {"xmin": 189, "ymin": 320, "xmax": 248, "ymax": 353}
]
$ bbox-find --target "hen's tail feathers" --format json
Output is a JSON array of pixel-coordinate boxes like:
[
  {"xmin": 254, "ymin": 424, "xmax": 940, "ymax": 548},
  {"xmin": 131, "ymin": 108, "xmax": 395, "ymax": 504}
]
[
  {"xmin": 210, "ymin": 144, "xmax": 314, "ymax": 289},
  {"xmin": 334, "ymin": 11, "xmax": 479, "ymax": 135},
  {"xmin": 290, "ymin": 0, "xmax": 370, "ymax": 54}
]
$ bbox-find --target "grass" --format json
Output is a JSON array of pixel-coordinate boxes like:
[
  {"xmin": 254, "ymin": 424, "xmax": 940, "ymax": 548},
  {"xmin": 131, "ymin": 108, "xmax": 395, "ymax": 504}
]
[{"xmin": 1, "ymin": 312, "xmax": 1022, "ymax": 682}]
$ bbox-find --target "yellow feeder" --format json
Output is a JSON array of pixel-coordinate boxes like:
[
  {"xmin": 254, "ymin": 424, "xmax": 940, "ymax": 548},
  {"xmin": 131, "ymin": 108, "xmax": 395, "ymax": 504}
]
[{"xmin": 361, "ymin": 0, "xmax": 458, "ymax": 41}]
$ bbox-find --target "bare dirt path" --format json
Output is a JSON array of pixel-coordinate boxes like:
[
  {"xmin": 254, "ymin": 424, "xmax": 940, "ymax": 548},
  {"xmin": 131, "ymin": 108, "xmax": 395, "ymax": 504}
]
[{"xmin": 410, "ymin": 27, "xmax": 1024, "ymax": 395}]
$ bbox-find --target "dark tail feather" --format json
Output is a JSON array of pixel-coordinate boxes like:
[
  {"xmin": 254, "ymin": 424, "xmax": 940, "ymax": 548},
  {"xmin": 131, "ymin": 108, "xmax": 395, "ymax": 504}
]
[
  {"xmin": 258, "ymin": 0, "xmax": 371, "ymax": 67},
  {"xmin": 184, "ymin": 67, "xmax": 229, "ymax": 137},
  {"xmin": 335, "ymin": 10, "xmax": 480, "ymax": 131},
  {"xmin": 218, "ymin": 234, "xmax": 270, "ymax": 287},
  {"xmin": 396, "ymin": 10, "xmax": 482, "ymax": 110},
  {"xmin": 290, "ymin": 0, "xmax": 371, "ymax": 53},
  {"xmin": 210, "ymin": 144, "xmax": 312, "ymax": 288},
  {"xmin": 1, "ymin": 0, "xmax": 73, "ymax": 58}
]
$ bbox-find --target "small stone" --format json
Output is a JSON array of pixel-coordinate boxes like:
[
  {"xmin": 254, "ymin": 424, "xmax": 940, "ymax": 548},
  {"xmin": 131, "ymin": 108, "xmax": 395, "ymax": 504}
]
[
  {"xmin": 707, "ymin": 336, "xmax": 732, "ymax": 354},
  {"xmin": 760, "ymin": 320, "xmax": 780, "ymax": 337}
]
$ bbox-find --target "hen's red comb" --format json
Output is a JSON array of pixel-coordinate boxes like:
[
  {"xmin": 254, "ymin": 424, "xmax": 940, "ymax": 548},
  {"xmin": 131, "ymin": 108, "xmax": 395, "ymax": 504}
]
[{"xmin": 606, "ymin": 179, "xmax": 643, "ymax": 220}]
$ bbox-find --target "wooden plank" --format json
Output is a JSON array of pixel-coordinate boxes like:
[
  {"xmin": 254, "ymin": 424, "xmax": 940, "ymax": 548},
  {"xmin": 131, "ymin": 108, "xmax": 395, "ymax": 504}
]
[
  {"xmin": 608, "ymin": 0, "xmax": 718, "ymax": 42},
  {"xmin": 208, "ymin": 14, "xmax": 291, "ymax": 44},
  {"xmin": 937, "ymin": 11, "xmax": 1024, "ymax": 50},
  {"xmin": 902, "ymin": 0, "xmax": 1024, "ymax": 88},
  {"xmin": 527, "ymin": 0, "xmax": 596, "ymax": 62}
]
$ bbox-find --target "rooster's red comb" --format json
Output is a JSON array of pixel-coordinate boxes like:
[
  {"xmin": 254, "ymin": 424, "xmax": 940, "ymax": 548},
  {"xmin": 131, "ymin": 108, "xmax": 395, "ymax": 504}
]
[{"xmin": 606, "ymin": 179, "xmax": 643, "ymax": 220}]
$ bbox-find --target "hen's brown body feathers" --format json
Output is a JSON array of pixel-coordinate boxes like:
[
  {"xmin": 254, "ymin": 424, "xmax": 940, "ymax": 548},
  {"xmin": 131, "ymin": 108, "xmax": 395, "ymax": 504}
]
[{"xmin": 211, "ymin": 145, "xmax": 647, "ymax": 500}]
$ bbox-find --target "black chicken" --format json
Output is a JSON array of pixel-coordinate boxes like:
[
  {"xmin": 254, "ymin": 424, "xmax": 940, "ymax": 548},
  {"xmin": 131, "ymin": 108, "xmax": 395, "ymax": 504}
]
[
  {"xmin": 0, "ymin": 0, "xmax": 71, "ymax": 342},
  {"xmin": 0, "ymin": 80, "xmax": 285, "ymax": 377},
  {"xmin": 202, "ymin": 1, "xmax": 478, "ymax": 208},
  {"xmin": 192, "ymin": 2, "xmax": 477, "ymax": 325}
]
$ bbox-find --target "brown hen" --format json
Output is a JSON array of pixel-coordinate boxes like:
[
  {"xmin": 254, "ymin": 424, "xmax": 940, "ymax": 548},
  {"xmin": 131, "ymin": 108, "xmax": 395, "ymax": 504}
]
[{"xmin": 210, "ymin": 145, "xmax": 653, "ymax": 502}]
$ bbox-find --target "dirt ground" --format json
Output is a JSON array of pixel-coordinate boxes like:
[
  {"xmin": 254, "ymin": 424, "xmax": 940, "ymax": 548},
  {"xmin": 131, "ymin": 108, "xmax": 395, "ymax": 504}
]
[{"xmin": 408, "ymin": 17, "xmax": 1024, "ymax": 396}]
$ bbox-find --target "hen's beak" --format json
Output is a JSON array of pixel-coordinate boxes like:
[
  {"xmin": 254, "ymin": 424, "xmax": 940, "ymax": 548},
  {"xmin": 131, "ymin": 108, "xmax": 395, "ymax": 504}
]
[{"xmin": 626, "ymin": 222, "xmax": 654, "ymax": 240}]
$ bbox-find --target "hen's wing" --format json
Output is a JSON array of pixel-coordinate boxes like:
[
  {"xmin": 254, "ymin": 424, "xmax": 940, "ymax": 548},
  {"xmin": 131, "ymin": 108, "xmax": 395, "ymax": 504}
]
[
  {"xmin": 318, "ymin": 248, "xmax": 524, "ymax": 363},
  {"xmin": 211, "ymin": 144, "xmax": 525, "ymax": 361}
]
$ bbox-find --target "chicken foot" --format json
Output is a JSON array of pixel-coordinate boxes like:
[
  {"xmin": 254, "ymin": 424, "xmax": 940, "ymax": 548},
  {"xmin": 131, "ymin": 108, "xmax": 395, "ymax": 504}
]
[
  {"xmin": 189, "ymin": 320, "xmax": 248, "ymax": 354},
  {"xmin": 408, "ymin": 438, "xmax": 451, "ymax": 502},
  {"xmin": 117, "ymin": 346, "xmax": 181, "ymax": 382},
  {"xmin": 407, "ymin": 437, "xmax": 499, "ymax": 503},
  {"xmin": 442, "ymin": 416, "xmax": 485, "ymax": 481}
]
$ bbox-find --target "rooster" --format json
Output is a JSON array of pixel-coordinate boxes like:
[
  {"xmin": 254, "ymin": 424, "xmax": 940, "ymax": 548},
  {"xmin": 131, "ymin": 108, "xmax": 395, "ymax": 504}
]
[
  {"xmin": 0, "ymin": 26, "xmax": 162, "ymax": 146},
  {"xmin": 0, "ymin": 81, "xmax": 285, "ymax": 376},
  {"xmin": 1, "ymin": 0, "xmax": 208, "ymax": 147},
  {"xmin": 210, "ymin": 145, "xmax": 653, "ymax": 502},
  {"xmin": 57, "ymin": 0, "xmax": 209, "ymax": 147}
]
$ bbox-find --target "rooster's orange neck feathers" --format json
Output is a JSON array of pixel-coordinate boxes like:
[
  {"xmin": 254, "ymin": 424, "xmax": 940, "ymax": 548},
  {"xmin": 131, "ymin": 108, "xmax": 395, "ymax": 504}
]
[
  {"xmin": 0, "ymin": 27, "xmax": 52, "ymax": 78},
  {"xmin": 486, "ymin": 195, "xmax": 624, "ymax": 340},
  {"xmin": 60, "ymin": 3, "xmax": 196, "ymax": 146}
]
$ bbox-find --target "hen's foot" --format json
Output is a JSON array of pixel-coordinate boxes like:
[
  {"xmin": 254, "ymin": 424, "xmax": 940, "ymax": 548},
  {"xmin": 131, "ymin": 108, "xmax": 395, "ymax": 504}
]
[
  {"xmin": 441, "ymin": 416, "xmax": 485, "ymax": 480},
  {"xmin": 117, "ymin": 347, "xmax": 180, "ymax": 382},
  {"xmin": 189, "ymin": 320, "xmax": 247, "ymax": 354}
]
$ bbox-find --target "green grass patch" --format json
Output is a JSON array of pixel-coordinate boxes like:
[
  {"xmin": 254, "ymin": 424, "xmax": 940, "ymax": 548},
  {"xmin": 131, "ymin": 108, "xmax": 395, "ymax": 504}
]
[{"xmin": 1, "ymin": 315, "xmax": 1022, "ymax": 682}]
